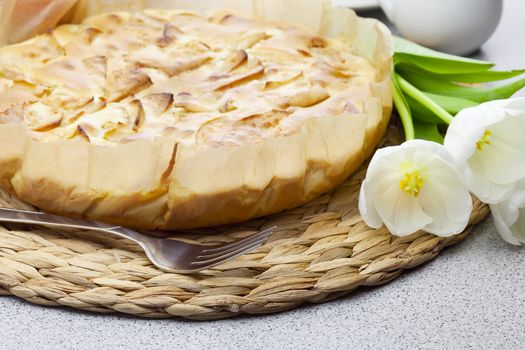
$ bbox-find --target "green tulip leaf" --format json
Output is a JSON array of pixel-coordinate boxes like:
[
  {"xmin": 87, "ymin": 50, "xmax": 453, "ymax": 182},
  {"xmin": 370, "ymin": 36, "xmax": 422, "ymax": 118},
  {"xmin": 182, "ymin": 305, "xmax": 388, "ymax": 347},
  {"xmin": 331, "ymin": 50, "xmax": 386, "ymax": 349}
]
[
  {"xmin": 401, "ymin": 69, "xmax": 525, "ymax": 103},
  {"xmin": 392, "ymin": 72, "xmax": 415, "ymax": 140},
  {"xmin": 396, "ymin": 74, "xmax": 454, "ymax": 124},
  {"xmin": 393, "ymin": 36, "xmax": 493, "ymax": 74},
  {"xmin": 413, "ymin": 121, "xmax": 445, "ymax": 144},
  {"xmin": 396, "ymin": 62, "xmax": 525, "ymax": 83},
  {"xmin": 405, "ymin": 95, "xmax": 444, "ymax": 123},
  {"xmin": 390, "ymin": 37, "xmax": 525, "ymax": 141},
  {"xmin": 423, "ymin": 92, "xmax": 479, "ymax": 114},
  {"xmin": 439, "ymin": 69, "xmax": 525, "ymax": 83}
]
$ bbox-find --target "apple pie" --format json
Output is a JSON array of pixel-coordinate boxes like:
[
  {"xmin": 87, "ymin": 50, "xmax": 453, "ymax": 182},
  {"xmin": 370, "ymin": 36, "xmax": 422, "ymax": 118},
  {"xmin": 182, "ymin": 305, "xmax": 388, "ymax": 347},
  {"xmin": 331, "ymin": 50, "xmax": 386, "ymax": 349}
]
[{"xmin": 0, "ymin": 3, "xmax": 392, "ymax": 229}]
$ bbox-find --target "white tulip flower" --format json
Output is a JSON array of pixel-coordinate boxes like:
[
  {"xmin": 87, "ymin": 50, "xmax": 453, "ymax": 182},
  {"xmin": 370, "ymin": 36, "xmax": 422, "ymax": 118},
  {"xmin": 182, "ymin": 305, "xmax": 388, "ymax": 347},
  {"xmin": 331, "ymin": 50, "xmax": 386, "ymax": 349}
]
[
  {"xmin": 359, "ymin": 140, "xmax": 472, "ymax": 237},
  {"xmin": 444, "ymin": 98, "xmax": 525, "ymax": 203},
  {"xmin": 490, "ymin": 179, "xmax": 525, "ymax": 245}
]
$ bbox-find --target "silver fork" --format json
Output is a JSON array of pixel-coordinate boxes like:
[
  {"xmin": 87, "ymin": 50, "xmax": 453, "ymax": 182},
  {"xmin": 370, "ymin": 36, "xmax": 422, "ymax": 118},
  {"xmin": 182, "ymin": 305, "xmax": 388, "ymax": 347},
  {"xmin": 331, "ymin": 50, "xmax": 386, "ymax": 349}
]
[{"xmin": 0, "ymin": 207, "xmax": 275, "ymax": 273}]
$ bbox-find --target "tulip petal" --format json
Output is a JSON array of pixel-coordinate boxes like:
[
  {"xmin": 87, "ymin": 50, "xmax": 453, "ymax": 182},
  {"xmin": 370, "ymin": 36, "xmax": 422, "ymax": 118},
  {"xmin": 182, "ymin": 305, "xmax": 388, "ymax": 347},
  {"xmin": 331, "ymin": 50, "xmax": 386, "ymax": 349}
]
[
  {"xmin": 490, "ymin": 203, "xmax": 523, "ymax": 245},
  {"xmin": 489, "ymin": 179, "xmax": 525, "ymax": 245},
  {"xmin": 510, "ymin": 208, "xmax": 525, "ymax": 241},
  {"xmin": 358, "ymin": 180, "xmax": 383, "ymax": 229},
  {"xmin": 444, "ymin": 99, "xmax": 525, "ymax": 203},
  {"xmin": 419, "ymin": 174, "xmax": 472, "ymax": 236},
  {"xmin": 424, "ymin": 159, "xmax": 473, "ymax": 223},
  {"xmin": 444, "ymin": 105, "xmax": 502, "ymax": 164},
  {"xmin": 498, "ymin": 97, "xmax": 525, "ymax": 115},
  {"xmin": 499, "ymin": 201, "xmax": 520, "ymax": 229},
  {"xmin": 467, "ymin": 151, "xmax": 515, "ymax": 203},
  {"xmin": 510, "ymin": 186, "xmax": 525, "ymax": 209},
  {"xmin": 404, "ymin": 139, "xmax": 453, "ymax": 160},
  {"xmin": 479, "ymin": 117, "xmax": 525, "ymax": 184},
  {"xmin": 372, "ymin": 185, "xmax": 432, "ymax": 236},
  {"xmin": 366, "ymin": 146, "xmax": 405, "ymax": 178}
]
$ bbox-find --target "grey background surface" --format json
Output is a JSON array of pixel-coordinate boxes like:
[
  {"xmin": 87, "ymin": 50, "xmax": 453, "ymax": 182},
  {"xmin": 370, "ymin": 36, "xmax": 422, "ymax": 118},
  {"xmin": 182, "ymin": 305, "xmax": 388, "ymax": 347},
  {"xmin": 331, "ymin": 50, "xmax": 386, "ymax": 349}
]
[{"xmin": 1, "ymin": 1, "xmax": 525, "ymax": 349}]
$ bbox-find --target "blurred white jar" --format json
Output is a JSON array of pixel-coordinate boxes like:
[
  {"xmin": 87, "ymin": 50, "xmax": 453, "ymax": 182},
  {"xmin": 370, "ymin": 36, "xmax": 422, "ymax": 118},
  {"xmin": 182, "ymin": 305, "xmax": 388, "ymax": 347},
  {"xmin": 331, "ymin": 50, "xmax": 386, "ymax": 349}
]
[{"xmin": 377, "ymin": 0, "xmax": 503, "ymax": 55}]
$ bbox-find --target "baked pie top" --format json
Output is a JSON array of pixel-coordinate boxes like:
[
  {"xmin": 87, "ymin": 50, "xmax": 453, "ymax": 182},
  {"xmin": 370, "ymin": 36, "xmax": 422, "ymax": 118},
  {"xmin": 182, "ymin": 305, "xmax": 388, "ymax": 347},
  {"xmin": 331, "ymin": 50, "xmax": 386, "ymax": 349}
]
[{"xmin": 0, "ymin": 9, "xmax": 376, "ymax": 148}]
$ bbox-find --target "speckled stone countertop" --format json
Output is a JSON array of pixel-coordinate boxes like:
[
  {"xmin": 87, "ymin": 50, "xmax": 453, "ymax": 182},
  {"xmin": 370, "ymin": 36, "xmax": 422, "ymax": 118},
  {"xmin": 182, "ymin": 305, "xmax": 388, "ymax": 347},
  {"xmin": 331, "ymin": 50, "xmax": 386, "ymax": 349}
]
[{"xmin": 1, "ymin": 1, "xmax": 524, "ymax": 349}]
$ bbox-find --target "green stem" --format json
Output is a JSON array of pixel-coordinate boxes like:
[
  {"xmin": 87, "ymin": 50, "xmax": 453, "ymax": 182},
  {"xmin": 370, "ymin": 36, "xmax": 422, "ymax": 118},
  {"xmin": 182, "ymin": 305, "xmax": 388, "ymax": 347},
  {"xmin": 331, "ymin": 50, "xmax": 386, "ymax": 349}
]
[
  {"xmin": 396, "ymin": 74, "xmax": 454, "ymax": 125},
  {"xmin": 392, "ymin": 74, "xmax": 415, "ymax": 140}
]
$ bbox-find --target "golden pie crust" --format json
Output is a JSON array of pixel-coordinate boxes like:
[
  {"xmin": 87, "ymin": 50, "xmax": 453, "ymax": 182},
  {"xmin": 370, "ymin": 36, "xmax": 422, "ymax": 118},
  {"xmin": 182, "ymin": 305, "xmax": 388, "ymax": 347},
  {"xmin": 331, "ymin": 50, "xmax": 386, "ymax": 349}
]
[{"xmin": 0, "ymin": 0, "xmax": 392, "ymax": 229}]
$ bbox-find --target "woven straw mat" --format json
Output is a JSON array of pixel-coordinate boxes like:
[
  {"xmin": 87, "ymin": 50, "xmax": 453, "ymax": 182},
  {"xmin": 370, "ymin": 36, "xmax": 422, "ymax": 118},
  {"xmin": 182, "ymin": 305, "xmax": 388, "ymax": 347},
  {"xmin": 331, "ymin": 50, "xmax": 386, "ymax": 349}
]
[{"xmin": 0, "ymin": 126, "xmax": 489, "ymax": 320}]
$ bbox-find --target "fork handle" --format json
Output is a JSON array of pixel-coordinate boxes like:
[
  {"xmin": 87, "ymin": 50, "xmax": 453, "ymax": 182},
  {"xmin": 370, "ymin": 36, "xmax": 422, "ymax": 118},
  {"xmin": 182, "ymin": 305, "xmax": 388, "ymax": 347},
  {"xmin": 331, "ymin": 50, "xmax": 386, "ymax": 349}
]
[
  {"xmin": 0, "ymin": 207, "xmax": 146, "ymax": 240},
  {"xmin": 0, "ymin": 207, "xmax": 164, "ymax": 253}
]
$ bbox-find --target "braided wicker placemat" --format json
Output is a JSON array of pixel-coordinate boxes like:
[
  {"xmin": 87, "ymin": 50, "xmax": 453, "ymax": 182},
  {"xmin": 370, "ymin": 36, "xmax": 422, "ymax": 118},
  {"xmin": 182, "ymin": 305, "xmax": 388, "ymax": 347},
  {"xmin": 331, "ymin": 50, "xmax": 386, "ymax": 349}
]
[{"xmin": 0, "ymin": 127, "xmax": 489, "ymax": 320}]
